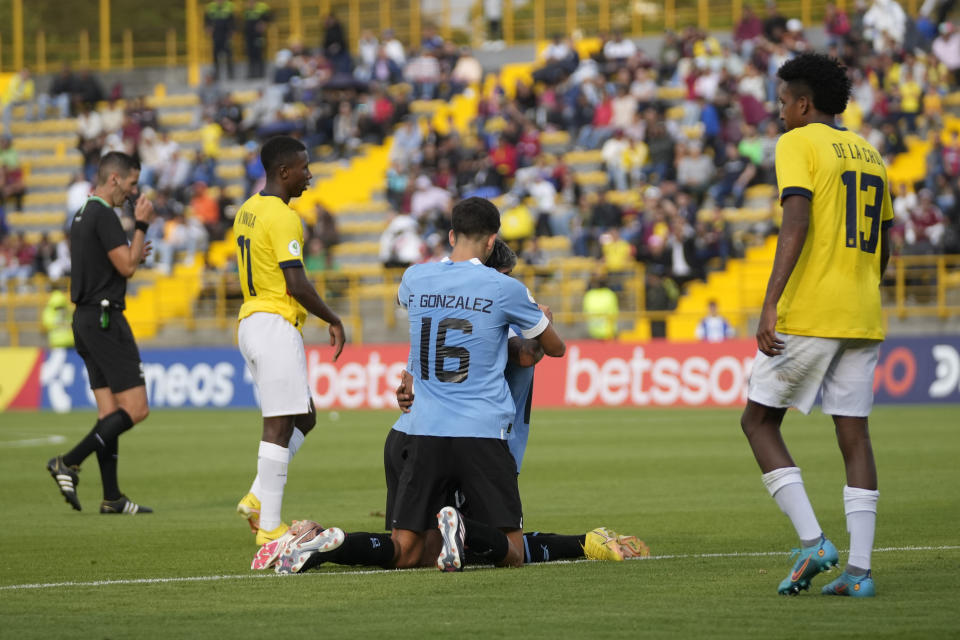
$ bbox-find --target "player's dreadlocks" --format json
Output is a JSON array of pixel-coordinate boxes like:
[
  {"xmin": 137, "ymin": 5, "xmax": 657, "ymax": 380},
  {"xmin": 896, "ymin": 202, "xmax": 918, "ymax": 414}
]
[{"xmin": 777, "ymin": 52, "xmax": 852, "ymax": 116}]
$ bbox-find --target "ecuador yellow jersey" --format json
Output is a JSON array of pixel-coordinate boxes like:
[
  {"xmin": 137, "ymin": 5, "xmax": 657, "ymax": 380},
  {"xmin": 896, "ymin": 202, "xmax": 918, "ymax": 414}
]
[
  {"xmin": 233, "ymin": 192, "xmax": 307, "ymax": 329},
  {"xmin": 774, "ymin": 123, "xmax": 893, "ymax": 340}
]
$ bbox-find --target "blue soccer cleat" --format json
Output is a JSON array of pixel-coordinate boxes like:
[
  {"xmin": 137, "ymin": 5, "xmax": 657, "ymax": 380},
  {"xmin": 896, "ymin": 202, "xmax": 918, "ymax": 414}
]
[
  {"xmin": 777, "ymin": 535, "xmax": 839, "ymax": 595},
  {"xmin": 822, "ymin": 570, "xmax": 876, "ymax": 597}
]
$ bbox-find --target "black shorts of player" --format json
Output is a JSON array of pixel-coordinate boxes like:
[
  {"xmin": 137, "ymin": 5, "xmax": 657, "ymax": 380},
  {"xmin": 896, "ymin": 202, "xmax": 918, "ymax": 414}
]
[
  {"xmin": 383, "ymin": 428, "xmax": 410, "ymax": 531},
  {"xmin": 386, "ymin": 432, "xmax": 523, "ymax": 533},
  {"xmin": 444, "ymin": 471, "xmax": 520, "ymax": 520},
  {"xmin": 73, "ymin": 306, "xmax": 145, "ymax": 393}
]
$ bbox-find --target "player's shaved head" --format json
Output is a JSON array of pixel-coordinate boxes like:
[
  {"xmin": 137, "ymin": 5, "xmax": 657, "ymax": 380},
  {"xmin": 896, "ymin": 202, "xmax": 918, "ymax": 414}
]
[
  {"xmin": 96, "ymin": 151, "xmax": 140, "ymax": 185},
  {"xmin": 777, "ymin": 52, "xmax": 851, "ymax": 115},
  {"xmin": 452, "ymin": 197, "xmax": 500, "ymax": 240},
  {"xmin": 485, "ymin": 238, "xmax": 517, "ymax": 273},
  {"xmin": 261, "ymin": 136, "xmax": 307, "ymax": 176}
]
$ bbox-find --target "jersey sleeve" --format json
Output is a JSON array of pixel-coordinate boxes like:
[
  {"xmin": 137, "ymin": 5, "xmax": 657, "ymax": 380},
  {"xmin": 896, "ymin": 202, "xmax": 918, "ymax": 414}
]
[
  {"xmin": 96, "ymin": 208, "xmax": 128, "ymax": 252},
  {"xmin": 271, "ymin": 212, "xmax": 305, "ymax": 269},
  {"xmin": 880, "ymin": 180, "xmax": 895, "ymax": 229},
  {"xmin": 397, "ymin": 269, "xmax": 411, "ymax": 308},
  {"xmin": 501, "ymin": 277, "xmax": 549, "ymax": 339},
  {"xmin": 775, "ymin": 132, "xmax": 814, "ymax": 202}
]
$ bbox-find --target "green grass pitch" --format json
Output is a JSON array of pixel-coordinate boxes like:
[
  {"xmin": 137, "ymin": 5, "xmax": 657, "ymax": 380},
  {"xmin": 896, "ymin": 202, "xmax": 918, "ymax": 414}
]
[{"xmin": 1, "ymin": 405, "xmax": 958, "ymax": 638}]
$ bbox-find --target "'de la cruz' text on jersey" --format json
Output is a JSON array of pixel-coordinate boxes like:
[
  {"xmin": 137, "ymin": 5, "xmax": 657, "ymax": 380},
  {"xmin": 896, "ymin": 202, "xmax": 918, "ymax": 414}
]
[
  {"xmin": 775, "ymin": 123, "xmax": 894, "ymax": 340},
  {"xmin": 233, "ymin": 192, "xmax": 308, "ymax": 330},
  {"xmin": 394, "ymin": 258, "xmax": 548, "ymax": 440}
]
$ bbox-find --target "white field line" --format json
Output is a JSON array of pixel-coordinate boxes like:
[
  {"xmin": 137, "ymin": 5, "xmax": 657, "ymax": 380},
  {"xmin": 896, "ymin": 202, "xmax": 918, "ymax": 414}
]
[
  {"xmin": 2, "ymin": 545, "xmax": 957, "ymax": 592},
  {"xmin": 0, "ymin": 435, "xmax": 66, "ymax": 448}
]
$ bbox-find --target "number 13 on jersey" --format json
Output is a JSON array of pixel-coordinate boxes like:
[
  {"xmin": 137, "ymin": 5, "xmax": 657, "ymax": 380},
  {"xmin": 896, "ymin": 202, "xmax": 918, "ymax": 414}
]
[{"xmin": 841, "ymin": 171, "xmax": 885, "ymax": 254}]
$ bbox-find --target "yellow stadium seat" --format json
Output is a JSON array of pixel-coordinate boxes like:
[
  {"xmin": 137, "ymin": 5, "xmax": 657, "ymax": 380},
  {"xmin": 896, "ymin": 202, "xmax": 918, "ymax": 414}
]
[
  {"xmin": 223, "ymin": 184, "xmax": 246, "ymax": 200},
  {"xmin": 158, "ymin": 111, "xmax": 195, "ymax": 128},
  {"xmin": 215, "ymin": 164, "xmax": 244, "ymax": 180},
  {"xmin": 10, "ymin": 119, "xmax": 76, "ymax": 135},
  {"xmin": 12, "ymin": 136, "xmax": 74, "ymax": 152},
  {"xmin": 24, "ymin": 155, "xmax": 82, "ymax": 170},
  {"xmin": 744, "ymin": 184, "xmax": 776, "ymax": 201},
  {"xmin": 23, "ymin": 192, "xmax": 66, "ymax": 207},
  {"xmin": 338, "ymin": 220, "xmax": 388, "ymax": 235},
  {"xmin": 26, "ymin": 172, "xmax": 72, "ymax": 188},
  {"xmin": 538, "ymin": 235, "xmax": 572, "ymax": 251},
  {"xmin": 657, "ymin": 86, "xmax": 688, "ymax": 101},
  {"xmin": 230, "ymin": 90, "xmax": 260, "ymax": 105},
  {"xmin": 170, "ymin": 129, "xmax": 202, "ymax": 144},
  {"xmin": 7, "ymin": 211, "xmax": 66, "ymax": 227},
  {"xmin": 145, "ymin": 93, "xmax": 200, "ymax": 109},
  {"xmin": 219, "ymin": 145, "xmax": 248, "ymax": 161}
]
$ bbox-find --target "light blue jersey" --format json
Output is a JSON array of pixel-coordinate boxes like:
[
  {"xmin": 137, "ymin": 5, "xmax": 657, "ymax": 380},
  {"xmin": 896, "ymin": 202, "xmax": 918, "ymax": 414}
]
[
  {"xmin": 394, "ymin": 258, "xmax": 548, "ymax": 439},
  {"xmin": 504, "ymin": 325, "xmax": 535, "ymax": 472}
]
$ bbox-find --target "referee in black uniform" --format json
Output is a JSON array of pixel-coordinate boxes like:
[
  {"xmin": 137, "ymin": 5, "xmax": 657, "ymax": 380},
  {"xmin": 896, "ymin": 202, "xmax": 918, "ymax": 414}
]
[{"xmin": 46, "ymin": 151, "xmax": 157, "ymax": 514}]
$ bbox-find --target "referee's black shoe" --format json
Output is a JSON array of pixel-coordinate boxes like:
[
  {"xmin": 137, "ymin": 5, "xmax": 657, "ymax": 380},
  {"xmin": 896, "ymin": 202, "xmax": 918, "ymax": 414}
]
[
  {"xmin": 100, "ymin": 495, "xmax": 153, "ymax": 514},
  {"xmin": 46, "ymin": 456, "xmax": 81, "ymax": 511}
]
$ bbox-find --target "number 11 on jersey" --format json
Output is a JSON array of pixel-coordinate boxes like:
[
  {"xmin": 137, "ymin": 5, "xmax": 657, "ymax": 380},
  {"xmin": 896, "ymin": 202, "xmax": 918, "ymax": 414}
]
[{"xmin": 237, "ymin": 234, "xmax": 256, "ymax": 296}]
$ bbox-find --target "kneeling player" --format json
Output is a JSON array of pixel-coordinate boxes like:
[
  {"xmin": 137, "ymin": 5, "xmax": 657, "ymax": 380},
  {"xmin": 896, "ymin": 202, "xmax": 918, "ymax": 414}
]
[
  {"xmin": 404, "ymin": 240, "xmax": 648, "ymax": 566},
  {"xmin": 255, "ymin": 198, "xmax": 563, "ymax": 573}
]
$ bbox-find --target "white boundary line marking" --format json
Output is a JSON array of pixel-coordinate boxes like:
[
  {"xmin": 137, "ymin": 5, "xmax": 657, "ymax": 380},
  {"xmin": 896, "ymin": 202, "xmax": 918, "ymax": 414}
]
[
  {"xmin": 2, "ymin": 545, "xmax": 957, "ymax": 592},
  {"xmin": 0, "ymin": 434, "xmax": 66, "ymax": 448}
]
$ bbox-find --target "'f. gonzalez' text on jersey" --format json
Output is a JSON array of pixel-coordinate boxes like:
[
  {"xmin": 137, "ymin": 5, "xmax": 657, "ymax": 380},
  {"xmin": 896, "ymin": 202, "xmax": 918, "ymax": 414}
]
[
  {"xmin": 504, "ymin": 326, "xmax": 535, "ymax": 472},
  {"xmin": 775, "ymin": 123, "xmax": 894, "ymax": 340},
  {"xmin": 233, "ymin": 192, "xmax": 307, "ymax": 330},
  {"xmin": 394, "ymin": 258, "xmax": 548, "ymax": 440}
]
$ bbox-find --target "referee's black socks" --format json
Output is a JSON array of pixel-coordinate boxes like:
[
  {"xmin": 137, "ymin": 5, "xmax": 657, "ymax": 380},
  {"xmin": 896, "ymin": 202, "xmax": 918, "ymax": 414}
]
[
  {"xmin": 63, "ymin": 409, "xmax": 134, "ymax": 468},
  {"xmin": 96, "ymin": 438, "xmax": 122, "ymax": 501}
]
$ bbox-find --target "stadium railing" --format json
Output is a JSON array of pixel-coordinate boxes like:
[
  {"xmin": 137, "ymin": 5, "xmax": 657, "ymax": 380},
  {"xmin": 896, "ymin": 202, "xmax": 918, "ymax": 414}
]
[{"xmin": 3, "ymin": 255, "xmax": 959, "ymax": 347}]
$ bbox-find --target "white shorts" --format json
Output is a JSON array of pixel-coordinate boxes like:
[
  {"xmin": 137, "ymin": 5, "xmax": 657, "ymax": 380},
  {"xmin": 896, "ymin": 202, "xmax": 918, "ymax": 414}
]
[
  {"xmin": 238, "ymin": 312, "xmax": 311, "ymax": 417},
  {"xmin": 748, "ymin": 333, "xmax": 880, "ymax": 417}
]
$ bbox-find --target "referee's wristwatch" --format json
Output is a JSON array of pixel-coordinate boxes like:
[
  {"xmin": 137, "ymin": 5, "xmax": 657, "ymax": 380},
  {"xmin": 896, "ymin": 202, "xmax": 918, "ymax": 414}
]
[{"xmin": 134, "ymin": 220, "xmax": 150, "ymax": 233}]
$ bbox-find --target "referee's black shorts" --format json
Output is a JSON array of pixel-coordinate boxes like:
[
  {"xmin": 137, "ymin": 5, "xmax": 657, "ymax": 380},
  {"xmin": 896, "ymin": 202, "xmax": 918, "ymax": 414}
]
[
  {"xmin": 73, "ymin": 306, "xmax": 145, "ymax": 393},
  {"xmin": 384, "ymin": 431, "xmax": 523, "ymax": 533}
]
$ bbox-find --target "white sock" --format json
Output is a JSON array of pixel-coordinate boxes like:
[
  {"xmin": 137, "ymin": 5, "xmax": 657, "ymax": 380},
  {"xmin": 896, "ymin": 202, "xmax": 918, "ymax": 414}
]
[
  {"xmin": 257, "ymin": 441, "xmax": 289, "ymax": 532},
  {"xmin": 248, "ymin": 428, "xmax": 306, "ymax": 500},
  {"xmin": 762, "ymin": 467, "xmax": 822, "ymax": 544},
  {"xmin": 844, "ymin": 485, "xmax": 879, "ymax": 571}
]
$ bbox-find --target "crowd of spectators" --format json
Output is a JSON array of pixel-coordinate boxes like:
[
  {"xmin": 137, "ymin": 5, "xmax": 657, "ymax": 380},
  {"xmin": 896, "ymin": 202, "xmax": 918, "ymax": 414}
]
[
  {"xmin": 376, "ymin": 0, "xmax": 960, "ymax": 330},
  {"xmin": 0, "ymin": 10, "xmax": 485, "ymax": 288}
]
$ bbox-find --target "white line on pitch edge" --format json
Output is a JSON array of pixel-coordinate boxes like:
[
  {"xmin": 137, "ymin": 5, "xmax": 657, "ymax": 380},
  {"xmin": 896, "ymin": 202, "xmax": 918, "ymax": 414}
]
[
  {"xmin": 0, "ymin": 434, "xmax": 66, "ymax": 448},
  {"xmin": 2, "ymin": 545, "xmax": 957, "ymax": 592}
]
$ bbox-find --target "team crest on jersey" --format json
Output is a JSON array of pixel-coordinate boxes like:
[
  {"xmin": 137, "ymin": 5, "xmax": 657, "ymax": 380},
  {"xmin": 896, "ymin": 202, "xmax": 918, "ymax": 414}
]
[{"xmin": 288, "ymin": 240, "xmax": 301, "ymax": 257}]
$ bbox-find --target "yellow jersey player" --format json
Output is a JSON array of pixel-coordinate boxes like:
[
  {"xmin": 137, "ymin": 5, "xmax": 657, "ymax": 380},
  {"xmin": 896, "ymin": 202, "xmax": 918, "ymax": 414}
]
[
  {"xmin": 740, "ymin": 53, "xmax": 892, "ymax": 598},
  {"xmin": 233, "ymin": 136, "xmax": 346, "ymax": 553}
]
